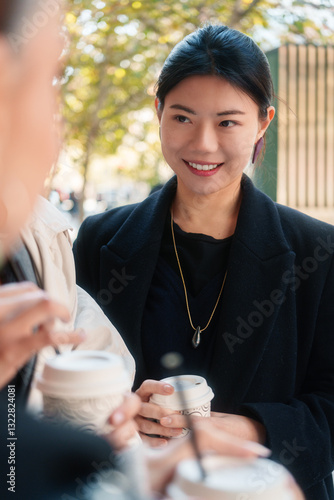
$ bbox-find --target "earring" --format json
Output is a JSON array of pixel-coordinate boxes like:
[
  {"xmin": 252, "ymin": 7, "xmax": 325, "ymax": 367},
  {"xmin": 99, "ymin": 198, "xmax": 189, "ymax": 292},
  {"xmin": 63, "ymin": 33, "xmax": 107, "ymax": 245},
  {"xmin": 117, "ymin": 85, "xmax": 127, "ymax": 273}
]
[{"xmin": 252, "ymin": 136, "xmax": 264, "ymax": 164}]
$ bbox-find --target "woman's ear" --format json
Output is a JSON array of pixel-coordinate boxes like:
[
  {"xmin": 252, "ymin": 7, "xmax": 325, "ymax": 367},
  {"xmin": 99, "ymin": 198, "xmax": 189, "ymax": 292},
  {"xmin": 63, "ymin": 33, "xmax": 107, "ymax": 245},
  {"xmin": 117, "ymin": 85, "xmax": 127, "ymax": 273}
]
[
  {"xmin": 256, "ymin": 105, "xmax": 275, "ymax": 140},
  {"xmin": 155, "ymin": 97, "xmax": 162, "ymax": 123}
]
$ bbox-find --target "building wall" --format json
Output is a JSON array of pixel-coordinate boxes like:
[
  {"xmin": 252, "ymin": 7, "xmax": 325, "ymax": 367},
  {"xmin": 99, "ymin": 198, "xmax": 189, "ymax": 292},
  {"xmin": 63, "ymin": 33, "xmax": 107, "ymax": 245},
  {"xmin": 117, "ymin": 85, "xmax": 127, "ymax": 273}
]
[{"xmin": 257, "ymin": 44, "xmax": 334, "ymax": 224}]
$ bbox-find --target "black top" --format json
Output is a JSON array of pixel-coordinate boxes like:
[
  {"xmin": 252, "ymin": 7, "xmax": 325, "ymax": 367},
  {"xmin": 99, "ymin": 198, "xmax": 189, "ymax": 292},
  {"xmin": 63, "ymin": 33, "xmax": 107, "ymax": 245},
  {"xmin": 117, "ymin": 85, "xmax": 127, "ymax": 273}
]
[{"xmin": 141, "ymin": 212, "xmax": 232, "ymax": 382}]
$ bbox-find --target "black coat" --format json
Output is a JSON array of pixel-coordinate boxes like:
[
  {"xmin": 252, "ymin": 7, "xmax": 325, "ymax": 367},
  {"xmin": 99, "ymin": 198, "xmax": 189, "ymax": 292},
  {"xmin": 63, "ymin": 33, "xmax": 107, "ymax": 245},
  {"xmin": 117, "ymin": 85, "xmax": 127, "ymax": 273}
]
[{"xmin": 74, "ymin": 175, "xmax": 334, "ymax": 499}]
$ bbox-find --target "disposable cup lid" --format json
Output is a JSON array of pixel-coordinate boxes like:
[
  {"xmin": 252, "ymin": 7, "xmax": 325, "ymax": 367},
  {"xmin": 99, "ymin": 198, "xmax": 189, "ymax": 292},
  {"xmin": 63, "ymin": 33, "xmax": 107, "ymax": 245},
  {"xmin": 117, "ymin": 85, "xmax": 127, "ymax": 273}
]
[
  {"xmin": 168, "ymin": 456, "xmax": 292, "ymax": 500},
  {"xmin": 36, "ymin": 350, "xmax": 131, "ymax": 398},
  {"xmin": 149, "ymin": 375, "xmax": 214, "ymax": 410}
]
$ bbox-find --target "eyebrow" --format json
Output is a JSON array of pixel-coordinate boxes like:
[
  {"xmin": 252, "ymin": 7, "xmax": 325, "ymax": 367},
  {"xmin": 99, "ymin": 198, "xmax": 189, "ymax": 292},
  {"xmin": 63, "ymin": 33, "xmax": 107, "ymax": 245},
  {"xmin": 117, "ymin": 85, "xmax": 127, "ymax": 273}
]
[{"xmin": 169, "ymin": 104, "xmax": 246, "ymax": 116}]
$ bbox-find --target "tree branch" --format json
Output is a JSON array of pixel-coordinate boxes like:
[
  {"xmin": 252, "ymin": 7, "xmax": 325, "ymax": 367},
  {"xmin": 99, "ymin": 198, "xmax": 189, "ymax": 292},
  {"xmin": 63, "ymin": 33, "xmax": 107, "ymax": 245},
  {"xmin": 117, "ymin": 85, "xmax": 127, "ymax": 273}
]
[
  {"xmin": 228, "ymin": 0, "xmax": 263, "ymax": 27},
  {"xmin": 295, "ymin": 0, "xmax": 333, "ymax": 9}
]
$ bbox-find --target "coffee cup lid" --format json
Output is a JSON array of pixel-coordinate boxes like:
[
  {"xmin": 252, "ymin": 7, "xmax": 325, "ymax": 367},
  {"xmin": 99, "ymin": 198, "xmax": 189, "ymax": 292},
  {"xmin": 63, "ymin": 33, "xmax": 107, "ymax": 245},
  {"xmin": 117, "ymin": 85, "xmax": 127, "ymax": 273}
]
[
  {"xmin": 168, "ymin": 456, "xmax": 292, "ymax": 500},
  {"xmin": 37, "ymin": 350, "xmax": 131, "ymax": 398},
  {"xmin": 150, "ymin": 375, "xmax": 214, "ymax": 410}
]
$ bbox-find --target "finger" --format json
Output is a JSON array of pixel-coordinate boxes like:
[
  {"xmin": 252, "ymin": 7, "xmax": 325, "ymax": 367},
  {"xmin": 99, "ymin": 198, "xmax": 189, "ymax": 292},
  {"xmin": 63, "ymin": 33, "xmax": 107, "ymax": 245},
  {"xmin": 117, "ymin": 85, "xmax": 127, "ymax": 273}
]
[
  {"xmin": 0, "ymin": 296, "xmax": 70, "ymax": 342},
  {"xmin": 0, "ymin": 287, "xmax": 48, "ymax": 319},
  {"xmin": 160, "ymin": 413, "xmax": 188, "ymax": 428},
  {"xmin": 0, "ymin": 292, "xmax": 70, "ymax": 333},
  {"xmin": 109, "ymin": 392, "xmax": 141, "ymax": 427},
  {"xmin": 135, "ymin": 379, "xmax": 174, "ymax": 402},
  {"xmin": 211, "ymin": 411, "xmax": 228, "ymax": 417},
  {"xmin": 47, "ymin": 327, "xmax": 87, "ymax": 347},
  {"xmin": 135, "ymin": 415, "xmax": 183, "ymax": 439},
  {"xmin": 0, "ymin": 281, "xmax": 37, "ymax": 298},
  {"xmin": 194, "ymin": 420, "xmax": 271, "ymax": 458},
  {"xmin": 139, "ymin": 401, "xmax": 178, "ymax": 420},
  {"xmin": 0, "ymin": 327, "xmax": 86, "ymax": 389},
  {"xmin": 139, "ymin": 432, "xmax": 169, "ymax": 448},
  {"xmin": 107, "ymin": 421, "xmax": 139, "ymax": 451}
]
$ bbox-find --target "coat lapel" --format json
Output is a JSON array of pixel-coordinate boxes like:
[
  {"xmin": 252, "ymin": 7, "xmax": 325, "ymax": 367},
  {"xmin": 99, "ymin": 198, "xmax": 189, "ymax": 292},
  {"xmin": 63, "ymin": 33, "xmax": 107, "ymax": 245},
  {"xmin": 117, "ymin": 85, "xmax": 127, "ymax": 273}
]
[{"xmin": 209, "ymin": 176, "xmax": 296, "ymax": 410}]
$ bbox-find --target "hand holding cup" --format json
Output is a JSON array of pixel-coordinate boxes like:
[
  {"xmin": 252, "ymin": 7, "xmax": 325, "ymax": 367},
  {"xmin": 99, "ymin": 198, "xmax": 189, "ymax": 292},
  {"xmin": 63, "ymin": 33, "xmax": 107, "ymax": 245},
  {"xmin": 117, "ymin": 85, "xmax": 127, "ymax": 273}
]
[
  {"xmin": 135, "ymin": 378, "xmax": 185, "ymax": 446},
  {"xmin": 136, "ymin": 375, "xmax": 214, "ymax": 446}
]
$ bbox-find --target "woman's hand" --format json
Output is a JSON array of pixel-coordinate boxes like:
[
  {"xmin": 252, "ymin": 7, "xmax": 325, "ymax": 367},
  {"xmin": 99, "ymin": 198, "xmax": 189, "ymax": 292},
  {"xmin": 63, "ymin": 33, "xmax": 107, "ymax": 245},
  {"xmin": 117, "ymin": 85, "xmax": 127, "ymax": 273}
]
[
  {"xmin": 146, "ymin": 419, "xmax": 304, "ymax": 499},
  {"xmin": 136, "ymin": 380, "xmax": 266, "ymax": 446},
  {"xmin": 160, "ymin": 411, "xmax": 266, "ymax": 444},
  {"xmin": 146, "ymin": 417, "xmax": 271, "ymax": 495},
  {"xmin": 0, "ymin": 282, "xmax": 86, "ymax": 388},
  {"xmin": 210, "ymin": 411, "xmax": 267, "ymax": 444},
  {"xmin": 135, "ymin": 379, "xmax": 184, "ymax": 446},
  {"xmin": 105, "ymin": 392, "xmax": 141, "ymax": 451}
]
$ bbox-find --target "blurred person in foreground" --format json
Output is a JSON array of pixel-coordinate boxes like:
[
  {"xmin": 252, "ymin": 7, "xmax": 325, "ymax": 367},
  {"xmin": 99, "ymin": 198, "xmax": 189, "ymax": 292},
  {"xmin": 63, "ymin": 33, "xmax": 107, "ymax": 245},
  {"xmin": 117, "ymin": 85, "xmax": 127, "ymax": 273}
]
[{"xmin": 0, "ymin": 2, "xmax": 304, "ymax": 500}]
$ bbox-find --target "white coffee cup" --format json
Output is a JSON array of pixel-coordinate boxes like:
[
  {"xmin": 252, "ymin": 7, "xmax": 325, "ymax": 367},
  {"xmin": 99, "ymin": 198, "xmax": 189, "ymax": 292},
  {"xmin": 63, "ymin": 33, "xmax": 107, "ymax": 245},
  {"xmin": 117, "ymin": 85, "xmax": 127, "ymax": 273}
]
[
  {"xmin": 167, "ymin": 456, "xmax": 295, "ymax": 500},
  {"xmin": 37, "ymin": 350, "xmax": 132, "ymax": 434},
  {"xmin": 149, "ymin": 375, "xmax": 214, "ymax": 437}
]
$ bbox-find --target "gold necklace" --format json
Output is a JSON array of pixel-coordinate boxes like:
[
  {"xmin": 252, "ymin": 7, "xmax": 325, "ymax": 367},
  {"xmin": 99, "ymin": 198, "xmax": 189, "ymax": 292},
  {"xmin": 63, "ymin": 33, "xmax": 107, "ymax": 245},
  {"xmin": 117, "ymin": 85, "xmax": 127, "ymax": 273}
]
[{"xmin": 171, "ymin": 211, "xmax": 227, "ymax": 348}]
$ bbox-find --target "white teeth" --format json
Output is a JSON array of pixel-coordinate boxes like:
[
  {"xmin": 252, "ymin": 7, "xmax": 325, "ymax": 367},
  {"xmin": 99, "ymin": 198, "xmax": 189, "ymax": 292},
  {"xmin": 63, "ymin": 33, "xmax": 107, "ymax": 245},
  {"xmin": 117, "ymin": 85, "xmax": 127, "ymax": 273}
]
[{"xmin": 188, "ymin": 162, "xmax": 220, "ymax": 171}]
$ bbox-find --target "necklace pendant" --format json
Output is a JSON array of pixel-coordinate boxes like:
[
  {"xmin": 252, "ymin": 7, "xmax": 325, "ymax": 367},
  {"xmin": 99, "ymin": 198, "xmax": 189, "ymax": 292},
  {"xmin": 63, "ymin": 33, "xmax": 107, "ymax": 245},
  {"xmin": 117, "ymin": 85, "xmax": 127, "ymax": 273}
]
[{"xmin": 192, "ymin": 326, "xmax": 201, "ymax": 348}]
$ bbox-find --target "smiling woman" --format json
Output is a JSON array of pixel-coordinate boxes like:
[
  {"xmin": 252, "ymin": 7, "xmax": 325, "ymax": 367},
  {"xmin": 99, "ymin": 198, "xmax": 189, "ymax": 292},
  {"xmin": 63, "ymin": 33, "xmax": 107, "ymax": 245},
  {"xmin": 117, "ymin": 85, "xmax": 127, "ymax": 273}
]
[{"xmin": 74, "ymin": 24, "xmax": 334, "ymax": 500}]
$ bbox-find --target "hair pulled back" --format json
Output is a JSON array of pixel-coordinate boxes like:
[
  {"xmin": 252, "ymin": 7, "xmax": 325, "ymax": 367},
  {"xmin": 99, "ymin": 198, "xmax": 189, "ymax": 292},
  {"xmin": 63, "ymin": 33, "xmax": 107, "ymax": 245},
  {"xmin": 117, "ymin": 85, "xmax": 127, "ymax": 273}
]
[{"xmin": 156, "ymin": 24, "xmax": 273, "ymax": 119}]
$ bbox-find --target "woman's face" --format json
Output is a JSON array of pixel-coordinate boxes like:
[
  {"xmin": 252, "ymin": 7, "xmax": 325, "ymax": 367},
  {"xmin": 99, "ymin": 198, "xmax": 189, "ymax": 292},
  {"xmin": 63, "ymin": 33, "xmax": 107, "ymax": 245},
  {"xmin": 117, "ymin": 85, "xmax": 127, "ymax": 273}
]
[
  {"xmin": 157, "ymin": 75, "xmax": 274, "ymax": 197},
  {"xmin": 0, "ymin": 9, "xmax": 63, "ymax": 253}
]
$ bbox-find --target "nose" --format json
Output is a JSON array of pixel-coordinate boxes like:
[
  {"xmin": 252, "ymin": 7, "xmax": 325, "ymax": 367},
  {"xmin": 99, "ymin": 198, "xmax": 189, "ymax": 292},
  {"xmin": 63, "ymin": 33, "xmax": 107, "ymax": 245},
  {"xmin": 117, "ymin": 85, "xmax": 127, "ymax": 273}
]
[{"xmin": 190, "ymin": 122, "xmax": 219, "ymax": 153}]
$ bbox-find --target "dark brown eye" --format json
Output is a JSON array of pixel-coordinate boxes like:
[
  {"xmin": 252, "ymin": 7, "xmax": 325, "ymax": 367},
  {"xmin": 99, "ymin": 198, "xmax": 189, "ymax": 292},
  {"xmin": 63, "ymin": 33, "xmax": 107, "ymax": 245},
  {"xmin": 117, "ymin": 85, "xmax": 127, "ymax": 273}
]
[
  {"xmin": 220, "ymin": 120, "xmax": 234, "ymax": 127},
  {"xmin": 175, "ymin": 115, "xmax": 190, "ymax": 123}
]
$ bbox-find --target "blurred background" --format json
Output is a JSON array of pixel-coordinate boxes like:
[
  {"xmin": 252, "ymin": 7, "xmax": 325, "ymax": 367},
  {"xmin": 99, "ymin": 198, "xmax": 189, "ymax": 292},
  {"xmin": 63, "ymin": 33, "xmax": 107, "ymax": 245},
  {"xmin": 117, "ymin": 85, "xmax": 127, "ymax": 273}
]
[{"xmin": 48, "ymin": 0, "xmax": 334, "ymax": 234}]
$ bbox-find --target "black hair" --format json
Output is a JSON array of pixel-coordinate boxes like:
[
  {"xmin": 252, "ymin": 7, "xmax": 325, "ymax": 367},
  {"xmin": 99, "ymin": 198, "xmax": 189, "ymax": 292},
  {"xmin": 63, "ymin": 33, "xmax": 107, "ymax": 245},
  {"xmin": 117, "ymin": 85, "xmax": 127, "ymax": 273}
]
[
  {"xmin": 156, "ymin": 24, "xmax": 273, "ymax": 119},
  {"xmin": 0, "ymin": 0, "xmax": 35, "ymax": 36}
]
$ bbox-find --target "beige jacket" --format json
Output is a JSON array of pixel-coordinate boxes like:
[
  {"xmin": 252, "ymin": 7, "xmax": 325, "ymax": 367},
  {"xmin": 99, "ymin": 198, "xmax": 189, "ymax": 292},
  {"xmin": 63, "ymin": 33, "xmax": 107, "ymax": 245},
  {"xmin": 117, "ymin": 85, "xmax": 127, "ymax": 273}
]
[{"xmin": 20, "ymin": 197, "xmax": 135, "ymax": 410}]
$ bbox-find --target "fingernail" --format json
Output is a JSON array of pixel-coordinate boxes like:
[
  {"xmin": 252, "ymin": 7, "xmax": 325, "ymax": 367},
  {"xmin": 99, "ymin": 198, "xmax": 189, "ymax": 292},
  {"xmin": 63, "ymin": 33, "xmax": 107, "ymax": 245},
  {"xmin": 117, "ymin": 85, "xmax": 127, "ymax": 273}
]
[
  {"xmin": 243, "ymin": 442, "xmax": 271, "ymax": 457},
  {"xmin": 171, "ymin": 428, "xmax": 183, "ymax": 436},
  {"xmin": 112, "ymin": 411, "xmax": 125, "ymax": 425},
  {"xmin": 163, "ymin": 384, "xmax": 174, "ymax": 393},
  {"xmin": 160, "ymin": 417, "xmax": 172, "ymax": 425}
]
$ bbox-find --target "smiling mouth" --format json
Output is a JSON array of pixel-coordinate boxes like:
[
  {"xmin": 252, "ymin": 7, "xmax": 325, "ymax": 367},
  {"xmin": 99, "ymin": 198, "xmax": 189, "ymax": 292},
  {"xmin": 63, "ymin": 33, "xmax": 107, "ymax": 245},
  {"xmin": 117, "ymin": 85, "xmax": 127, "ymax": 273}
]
[{"xmin": 185, "ymin": 161, "xmax": 223, "ymax": 171}]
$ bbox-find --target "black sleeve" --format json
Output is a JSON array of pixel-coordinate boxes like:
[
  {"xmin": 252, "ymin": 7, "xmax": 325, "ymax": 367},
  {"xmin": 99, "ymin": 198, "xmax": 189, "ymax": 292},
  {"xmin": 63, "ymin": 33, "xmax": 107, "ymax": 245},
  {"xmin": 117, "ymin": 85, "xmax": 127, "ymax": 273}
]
[
  {"xmin": 73, "ymin": 215, "xmax": 99, "ymax": 298},
  {"xmin": 240, "ymin": 255, "xmax": 334, "ymax": 496}
]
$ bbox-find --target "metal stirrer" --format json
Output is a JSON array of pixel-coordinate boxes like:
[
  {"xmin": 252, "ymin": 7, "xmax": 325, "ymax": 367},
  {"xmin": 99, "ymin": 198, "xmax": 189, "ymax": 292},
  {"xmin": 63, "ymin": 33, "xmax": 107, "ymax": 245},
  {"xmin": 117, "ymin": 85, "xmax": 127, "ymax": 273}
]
[{"xmin": 160, "ymin": 352, "xmax": 207, "ymax": 481}]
